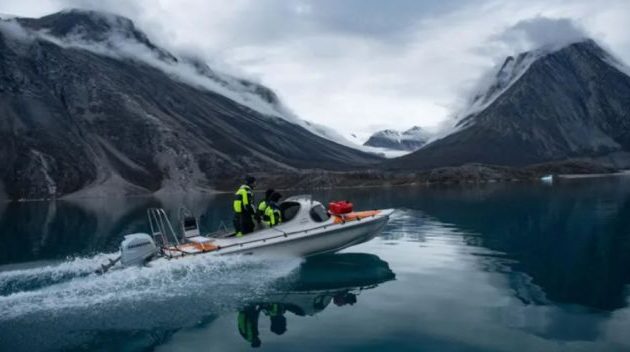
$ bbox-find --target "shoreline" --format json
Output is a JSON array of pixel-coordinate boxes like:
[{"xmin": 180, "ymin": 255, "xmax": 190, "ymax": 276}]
[
  {"xmin": 557, "ymin": 170, "xmax": 630, "ymax": 179},
  {"xmin": 4, "ymin": 169, "xmax": 630, "ymax": 204}
]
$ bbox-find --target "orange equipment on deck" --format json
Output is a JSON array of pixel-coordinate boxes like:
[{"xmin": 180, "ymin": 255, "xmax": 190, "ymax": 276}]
[{"xmin": 333, "ymin": 210, "xmax": 381, "ymax": 224}]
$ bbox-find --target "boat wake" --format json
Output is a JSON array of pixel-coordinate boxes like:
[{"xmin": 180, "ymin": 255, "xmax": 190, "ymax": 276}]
[
  {"xmin": 0, "ymin": 252, "xmax": 120, "ymax": 296},
  {"xmin": 0, "ymin": 252, "xmax": 301, "ymax": 322},
  {"xmin": 0, "ymin": 251, "xmax": 302, "ymax": 351}
]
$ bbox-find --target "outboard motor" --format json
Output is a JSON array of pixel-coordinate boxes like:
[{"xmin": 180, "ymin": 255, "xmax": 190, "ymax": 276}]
[{"xmin": 120, "ymin": 233, "xmax": 158, "ymax": 267}]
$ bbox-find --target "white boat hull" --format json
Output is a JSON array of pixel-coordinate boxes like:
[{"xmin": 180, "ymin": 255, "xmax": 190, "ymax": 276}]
[{"xmin": 213, "ymin": 211, "xmax": 391, "ymax": 257}]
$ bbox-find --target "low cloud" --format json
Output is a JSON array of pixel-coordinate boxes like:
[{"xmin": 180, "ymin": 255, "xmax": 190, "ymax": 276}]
[
  {"xmin": 2, "ymin": 13, "xmax": 357, "ymax": 145},
  {"xmin": 1, "ymin": 0, "xmax": 630, "ymax": 141},
  {"xmin": 497, "ymin": 16, "xmax": 587, "ymax": 52},
  {"xmin": 0, "ymin": 18, "xmax": 34, "ymax": 42},
  {"xmin": 3, "ymin": 14, "xmax": 291, "ymax": 119}
]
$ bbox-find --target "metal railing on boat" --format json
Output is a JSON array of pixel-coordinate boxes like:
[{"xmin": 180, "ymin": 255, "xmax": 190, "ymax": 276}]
[{"xmin": 147, "ymin": 208, "xmax": 180, "ymax": 248}]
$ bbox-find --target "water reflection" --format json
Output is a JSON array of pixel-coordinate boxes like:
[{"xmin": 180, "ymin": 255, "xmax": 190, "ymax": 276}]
[
  {"xmin": 406, "ymin": 183, "xmax": 630, "ymax": 312},
  {"xmin": 313, "ymin": 180, "xmax": 630, "ymax": 312},
  {"xmin": 2, "ymin": 181, "xmax": 629, "ymax": 313},
  {"xmin": 2, "ymin": 179, "xmax": 630, "ymax": 351},
  {"xmin": 0, "ymin": 194, "xmax": 233, "ymax": 265},
  {"xmin": 237, "ymin": 253, "xmax": 395, "ymax": 348}
]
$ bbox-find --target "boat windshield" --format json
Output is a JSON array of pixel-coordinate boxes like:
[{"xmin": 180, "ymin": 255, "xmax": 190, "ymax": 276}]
[
  {"xmin": 310, "ymin": 204, "xmax": 330, "ymax": 222},
  {"xmin": 280, "ymin": 201, "xmax": 301, "ymax": 222},
  {"xmin": 183, "ymin": 217, "xmax": 197, "ymax": 231}
]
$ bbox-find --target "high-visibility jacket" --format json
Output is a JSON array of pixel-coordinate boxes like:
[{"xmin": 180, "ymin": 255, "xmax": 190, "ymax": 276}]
[
  {"xmin": 257, "ymin": 200, "xmax": 268, "ymax": 218},
  {"xmin": 263, "ymin": 203, "xmax": 281, "ymax": 227},
  {"xmin": 233, "ymin": 185, "xmax": 254, "ymax": 214},
  {"xmin": 237, "ymin": 306, "xmax": 260, "ymax": 345},
  {"xmin": 263, "ymin": 303, "xmax": 285, "ymax": 317}
]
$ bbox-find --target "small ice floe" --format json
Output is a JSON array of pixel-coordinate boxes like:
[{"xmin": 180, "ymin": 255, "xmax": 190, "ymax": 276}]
[{"xmin": 540, "ymin": 175, "xmax": 554, "ymax": 184}]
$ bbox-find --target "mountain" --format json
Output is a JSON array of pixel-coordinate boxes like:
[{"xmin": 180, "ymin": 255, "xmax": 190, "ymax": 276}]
[
  {"xmin": 386, "ymin": 40, "xmax": 630, "ymax": 170},
  {"xmin": 0, "ymin": 10, "xmax": 380, "ymax": 200},
  {"xmin": 364, "ymin": 126, "xmax": 430, "ymax": 151}
]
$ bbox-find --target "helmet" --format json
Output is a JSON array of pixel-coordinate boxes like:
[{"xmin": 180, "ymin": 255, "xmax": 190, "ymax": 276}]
[
  {"xmin": 270, "ymin": 192, "xmax": 282, "ymax": 202},
  {"xmin": 270, "ymin": 315, "xmax": 287, "ymax": 335}
]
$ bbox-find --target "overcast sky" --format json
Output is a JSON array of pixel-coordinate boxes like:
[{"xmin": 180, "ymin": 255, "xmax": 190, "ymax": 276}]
[{"xmin": 1, "ymin": 0, "xmax": 630, "ymax": 140}]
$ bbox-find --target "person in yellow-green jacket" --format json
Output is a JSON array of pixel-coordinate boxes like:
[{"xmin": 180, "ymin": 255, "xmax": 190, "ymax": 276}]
[
  {"xmin": 262, "ymin": 192, "xmax": 282, "ymax": 227},
  {"xmin": 237, "ymin": 303, "xmax": 287, "ymax": 348},
  {"xmin": 237, "ymin": 305, "xmax": 262, "ymax": 348},
  {"xmin": 233, "ymin": 175, "xmax": 256, "ymax": 237},
  {"xmin": 257, "ymin": 188, "xmax": 275, "ymax": 223},
  {"xmin": 263, "ymin": 303, "xmax": 287, "ymax": 335}
]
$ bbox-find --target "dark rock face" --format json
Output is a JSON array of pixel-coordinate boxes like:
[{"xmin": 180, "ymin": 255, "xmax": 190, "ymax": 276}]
[
  {"xmin": 387, "ymin": 40, "xmax": 630, "ymax": 170},
  {"xmin": 364, "ymin": 126, "xmax": 429, "ymax": 151},
  {"xmin": 0, "ymin": 10, "xmax": 379, "ymax": 200}
]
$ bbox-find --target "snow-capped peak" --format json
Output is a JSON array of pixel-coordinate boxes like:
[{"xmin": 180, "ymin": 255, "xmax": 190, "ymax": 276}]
[
  {"xmin": 402, "ymin": 126, "xmax": 430, "ymax": 139},
  {"xmin": 455, "ymin": 49, "xmax": 540, "ymax": 130},
  {"xmin": 364, "ymin": 126, "xmax": 430, "ymax": 151},
  {"xmin": 425, "ymin": 39, "xmax": 609, "ymax": 149}
]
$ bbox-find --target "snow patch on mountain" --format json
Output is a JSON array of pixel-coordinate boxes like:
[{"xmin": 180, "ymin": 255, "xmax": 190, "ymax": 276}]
[
  {"xmin": 455, "ymin": 50, "xmax": 540, "ymax": 129},
  {"xmin": 359, "ymin": 146, "xmax": 411, "ymax": 158},
  {"xmin": 364, "ymin": 126, "xmax": 430, "ymax": 151},
  {"xmin": 402, "ymin": 126, "xmax": 431, "ymax": 142}
]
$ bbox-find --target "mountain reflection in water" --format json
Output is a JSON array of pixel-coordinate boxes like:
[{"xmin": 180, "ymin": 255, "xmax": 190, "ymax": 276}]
[{"xmin": 1, "ymin": 178, "xmax": 630, "ymax": 351}]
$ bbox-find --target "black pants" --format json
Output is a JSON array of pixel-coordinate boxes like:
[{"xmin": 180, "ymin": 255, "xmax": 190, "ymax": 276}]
[{"xmin": 234, "ymin": 213, "xmax": 255, "ymax": 235}]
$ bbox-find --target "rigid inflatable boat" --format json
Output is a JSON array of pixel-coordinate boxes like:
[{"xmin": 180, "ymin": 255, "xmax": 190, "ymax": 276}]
[{"xmin": 103, "ymin": 195, "xmax": 393, "ymax": 272}]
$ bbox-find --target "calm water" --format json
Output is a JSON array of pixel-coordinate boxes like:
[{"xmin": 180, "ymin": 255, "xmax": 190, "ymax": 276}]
[{"xmin": 1, "ymin": 178, "xmax": 630, "ymax": 351}]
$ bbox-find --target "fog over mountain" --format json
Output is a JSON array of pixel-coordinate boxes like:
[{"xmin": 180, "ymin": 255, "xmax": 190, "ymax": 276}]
[
  {"xmin": 2, "ymin": 1, "xmax": 630, "ymax": 138},
  {"xmin": 386, "ymin": 39, "xmax": 630, "ymax": 170},
  {"xmin": 0, "ymin": 10, "xmax": 378, "ymax": 200}
]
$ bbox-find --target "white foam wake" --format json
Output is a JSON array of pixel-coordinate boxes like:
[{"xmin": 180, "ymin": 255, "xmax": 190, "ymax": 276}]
[
  {"xmin": 0, "ymin": 252, "xmax": 301, "ymax": 321},
  {"xmin": 0, "ymin": 252, "xmax": 119, "ymax": 295}
]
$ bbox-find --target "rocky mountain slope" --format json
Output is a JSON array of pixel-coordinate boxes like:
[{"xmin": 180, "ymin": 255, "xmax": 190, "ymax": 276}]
[
  {"xmin": 386, "ymin": 40, "xmax": 630, "ymax": 170},
  {"xmin": 0, "ymin": 10, "xmax": 379, "ymax": 200},
  {"xmin": 364, "ymin": 126, "xmax": 430, "ymax": 151}
]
